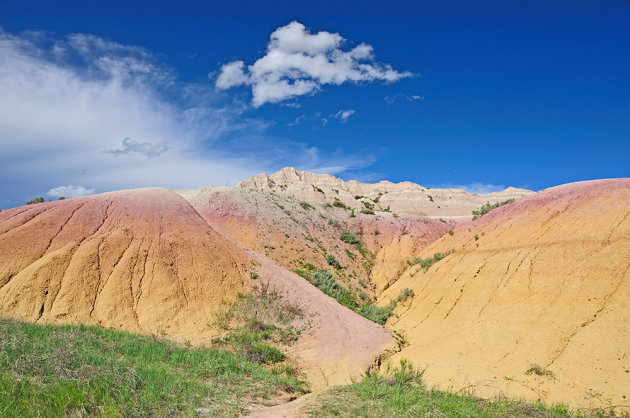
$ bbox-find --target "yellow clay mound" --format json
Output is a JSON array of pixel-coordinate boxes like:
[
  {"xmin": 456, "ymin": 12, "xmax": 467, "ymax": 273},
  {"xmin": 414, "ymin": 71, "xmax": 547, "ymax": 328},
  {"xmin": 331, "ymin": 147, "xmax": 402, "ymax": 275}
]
[
  {"xmin": 0, "ymin": 188, "xmax": 250, "ymax": 341},
  {"xmin": 381, "ymin": 179, "xmax": 630, "ymax": 412}
]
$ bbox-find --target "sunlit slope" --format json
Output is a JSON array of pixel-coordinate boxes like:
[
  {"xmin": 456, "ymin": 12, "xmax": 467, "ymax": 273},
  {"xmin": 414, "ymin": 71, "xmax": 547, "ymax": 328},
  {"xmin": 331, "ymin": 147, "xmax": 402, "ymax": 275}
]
[
  {"xmin": 0, "ymin": 187, "xmax": 397, "ymax": 388},
  {"xmin": 0, "ymin": 188, "xmax": 250, "ymax": 340},
  {"xmin": 381, "ymin": 179, "xmax": 630, "ymax": 412}
]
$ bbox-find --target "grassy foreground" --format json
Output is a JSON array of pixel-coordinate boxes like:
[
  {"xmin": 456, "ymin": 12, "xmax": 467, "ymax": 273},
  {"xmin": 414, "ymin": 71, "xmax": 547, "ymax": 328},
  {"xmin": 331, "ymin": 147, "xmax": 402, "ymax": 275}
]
[
  {"xmin": 0, "ymin": 318, "xmax": 305, "ymax": 416},
  {"xmin": 0, "ymin": 318, "xmax": 610, "ymax": 417},
  {"xmin": 306, "ymin": 361, "xmax": 585, "ymax": 418}
]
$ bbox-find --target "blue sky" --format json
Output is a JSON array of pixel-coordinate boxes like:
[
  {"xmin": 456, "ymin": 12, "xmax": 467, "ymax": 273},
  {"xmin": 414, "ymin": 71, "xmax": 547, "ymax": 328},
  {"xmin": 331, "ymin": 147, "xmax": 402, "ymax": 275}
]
[{"xmin": 0, "ymin": 1, "xmax": 628, "ymax": 208}]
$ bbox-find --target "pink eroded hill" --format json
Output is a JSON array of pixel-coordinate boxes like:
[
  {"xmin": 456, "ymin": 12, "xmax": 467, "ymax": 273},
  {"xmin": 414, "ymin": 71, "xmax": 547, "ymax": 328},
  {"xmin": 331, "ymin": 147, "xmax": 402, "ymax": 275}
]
[
  {"xmin": 0, "ymin": 188, "xmax": 250, "ymax": 339},
  {"xmin": 0, "ymin": 187, "xmax": 397, "ymax": 387}
]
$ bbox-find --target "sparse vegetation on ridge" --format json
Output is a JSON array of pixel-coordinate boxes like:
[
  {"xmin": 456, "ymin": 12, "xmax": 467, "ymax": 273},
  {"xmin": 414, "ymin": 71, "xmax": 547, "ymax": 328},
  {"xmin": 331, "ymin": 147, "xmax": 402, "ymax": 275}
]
[
  {"xmin": 332, "ymin": 199, "xmax": 348, "ymax": 209},
  {"xmin": 299, "ymin": 200, "xmax": 314, "ymax": 210},
  {"xmin": 472, "ymin": 198, "xmax": 515, "ymax": 220},
  {"xmin": 213, "ymin": 283, "xmax": 305, "ymax": 366},
  {"xmin": 25, "ymin": 197, "xmax": 44, "ymax": 205},
  {"xmin": 409, "ymin": 251, "xmax": 453, "ymax": 270}
]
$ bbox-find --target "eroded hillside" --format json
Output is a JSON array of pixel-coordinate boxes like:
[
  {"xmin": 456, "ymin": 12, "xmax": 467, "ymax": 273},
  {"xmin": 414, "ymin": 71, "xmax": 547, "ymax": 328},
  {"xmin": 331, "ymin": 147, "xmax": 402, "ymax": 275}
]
[
  {"xmin": 380, "ymin": 179, "xmax": 630, "ymax": 412},
  {"xmin": 0, "ymin": 187, "xmax": 396, "ymax": 388}
]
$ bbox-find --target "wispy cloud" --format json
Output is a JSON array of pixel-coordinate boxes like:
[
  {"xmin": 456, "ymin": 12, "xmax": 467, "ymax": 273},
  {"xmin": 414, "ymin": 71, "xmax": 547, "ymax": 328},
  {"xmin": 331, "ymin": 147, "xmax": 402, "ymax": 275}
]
[
  {"xmin": 434, "ymin": 183, "xmax": 508, "ymax": 194},
  {"xmin": 47, "ymin": 185, "xmax": 95, "ymax": 198},
  {"xmin": 104, "ymin": 137, "xmax": 169, "ymax": 158},
  {"xmin": 384, "ymin": 93, "xmax": 424, "ymax": 104},
  {"xmin": 215, "ymin": 21, "xmax": 411, "ymax": 107},
  {"xmin": 0, "ymin": 28, "xmax": 374, "ymax": 208},
  {"xmin": 322, "ymin": 109, "xmax": 355, "ymax": 125}
]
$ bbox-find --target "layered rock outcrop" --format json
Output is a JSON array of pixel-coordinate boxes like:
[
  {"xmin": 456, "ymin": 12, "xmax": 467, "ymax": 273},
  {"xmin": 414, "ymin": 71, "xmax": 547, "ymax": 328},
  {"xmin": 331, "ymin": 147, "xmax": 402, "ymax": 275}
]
[{"xmin": 238, "ymin": 167, "xmax": 533, "ymax": 217}]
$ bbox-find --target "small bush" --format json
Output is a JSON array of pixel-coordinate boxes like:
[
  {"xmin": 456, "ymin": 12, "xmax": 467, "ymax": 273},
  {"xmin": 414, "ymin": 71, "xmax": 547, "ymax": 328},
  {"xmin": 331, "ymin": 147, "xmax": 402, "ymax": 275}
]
[
  {"xmin": 472, "ymin": 198, "xmax": 515, "ymax": 220},
  {"xmin": 26, "ymin": 197, "xmax": 44, "ymax": 205},
  {"xmin": 328, "ymin": 219, "xmax": 340, "ymax": 227},
  {"xmin": 448, "ymin": 229, "xmax": 454, "ymax": 236},
  {"xmin": 409, "ymin": 251, "xmax": 453, "ymax": 270},
  {"xmin": 250, "ymin": 272, "xmax": 259, "ymax": 280},
  {"xmin": 350, "ymin": 209, "xmax": 356, "ymax": 217},
  {"xmin": 326, "ymin": 254, "xmax": 342, "ymax": 270},
  {"xmin": 299, "ymin": 200, "xmax": 314, "ymax": 210},
  {"xmin": 525, "ymin": 364, "xmax": 554, "ymax": 378},
  {"xmin": 310, "ymin": 270, "xmax": 356, "ymax": 309},
  {"xmin": 359, "ymin": 304, "xmax": 394, "ymax": 325},
  {"xmin": 360, "ymin": 208, "xmax": 375, "ymax": 215},
  {"xmin": 396, "ymin": 288, "xmax": 415, "ymax": 303},
  {"xmin": 332, "ymin": 199, "xmax": 348, "ymax": 209},
  {"xmin": 340, "ymin": 231, "xmax": 359, "ymax": 245}
]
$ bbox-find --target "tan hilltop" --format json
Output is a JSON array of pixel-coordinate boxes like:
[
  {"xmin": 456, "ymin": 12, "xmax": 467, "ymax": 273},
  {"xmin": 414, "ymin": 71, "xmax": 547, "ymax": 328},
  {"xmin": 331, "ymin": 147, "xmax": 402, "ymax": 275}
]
[{"xmin": 238, "ymin": 167, "xmax": 533, "ymax": 218}]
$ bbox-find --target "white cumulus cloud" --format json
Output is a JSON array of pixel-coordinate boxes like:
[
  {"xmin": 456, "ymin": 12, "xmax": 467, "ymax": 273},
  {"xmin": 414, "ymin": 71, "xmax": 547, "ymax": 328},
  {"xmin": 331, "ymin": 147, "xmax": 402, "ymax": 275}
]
[
  {"xmin": 47, "ymin": 185, "xmax": 95, "ymax": 198},
  {"xmin": 0, "ymin": 28, "xmax": 375, "ymax": 208},
  {"xmin": 215, "ymin": 21, "xmax": 412, "ymax": 107}
]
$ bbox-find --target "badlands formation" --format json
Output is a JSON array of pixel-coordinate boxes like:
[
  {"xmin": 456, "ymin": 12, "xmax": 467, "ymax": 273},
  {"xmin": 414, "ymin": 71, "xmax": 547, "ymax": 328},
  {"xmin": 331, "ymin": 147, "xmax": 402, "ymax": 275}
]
[
  {"xmin": 0, "ymin": 168, "xmax": 628, "ymax": 412},
  {"xmin": 239, "ymin": 167, "xmax": 534, "ymax": 218}
]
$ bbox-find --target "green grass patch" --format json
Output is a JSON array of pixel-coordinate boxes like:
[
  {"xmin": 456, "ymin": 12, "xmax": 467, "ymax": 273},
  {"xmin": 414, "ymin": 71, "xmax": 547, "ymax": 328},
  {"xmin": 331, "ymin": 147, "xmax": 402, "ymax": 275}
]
[
  {"xmin": 0, "ymin": 318, "xmax": 306, "ymax": 417},
  {"xmin": 310, "ymin": 270, "xmax": 357, "ymax": 309},
  {"xmin": 307, "ymin": 360, "xmax": 574, "ymax": 417}
]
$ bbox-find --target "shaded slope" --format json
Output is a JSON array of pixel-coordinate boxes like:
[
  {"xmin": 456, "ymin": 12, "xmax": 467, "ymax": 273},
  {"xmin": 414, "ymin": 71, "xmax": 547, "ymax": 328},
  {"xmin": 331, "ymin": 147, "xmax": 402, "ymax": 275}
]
[
  {"xmin": 177, "ymin": 187, "xmax": 403, "ymax": 386},
  {"xmin": 380, "ymin": 179, "xmax": 630, "ymax": 412},
  {"xmin": 177, "ymin": 186, "xmax": 449, "ymax": 297},
  {"xmin": 0, "ymin": 188, "xmax": 250, "ymax": 340}
]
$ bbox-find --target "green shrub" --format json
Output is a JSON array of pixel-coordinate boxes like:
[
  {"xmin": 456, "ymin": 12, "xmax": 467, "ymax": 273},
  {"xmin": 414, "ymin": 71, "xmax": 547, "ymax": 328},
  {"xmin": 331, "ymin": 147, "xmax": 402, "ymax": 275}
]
[
  {"xmin": 340, "ymin": 231, "xmax": 359, "ymax": 244},
  {"xmin": 326, "ymin": 254, "xmax": 341, "ymax": 270},
  {"xmin": 26, "ymin": 197, "xmax": 44, "ymax": 205},
  {"xmin": 472, "ymin": 198, "xmax": 515, "ymax": 220},
  {"xmin": 299, "ymin": 200, "xmax": 314, "ymax": 210},
  {"xmin": 409, "ymin": 251, "xmax": 453, "ymax": 270},
  {"xmin": 328, "ymin": 219, "xmax": 340, "ymax": 227},
  {"xmin": 359, "ymin": 304, "xmax": 394, "ymax": 325},
  {"xmin": 309, "ymin": 270, "xmax": 356, "ymax": 309},
  {"xmin": 448, "ymin": 229, "xmax": 454, "ymax": 236},
  {"xmin": 250, "ymin": 272, "xmax": 259, "ymax": 280},
  {"xmin": 396, "ymin": 288, "xmax": 415, "ymax": 303},
  {"xmin": 332, "ymin": 199, "xmax": 348, "ymax": 209}
]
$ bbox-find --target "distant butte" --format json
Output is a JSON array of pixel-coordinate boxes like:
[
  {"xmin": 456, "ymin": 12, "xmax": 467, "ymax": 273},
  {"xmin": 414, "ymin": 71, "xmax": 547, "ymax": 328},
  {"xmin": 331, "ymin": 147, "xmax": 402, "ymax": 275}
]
[{"xmin": 238, "ymin": 167, "xmax": 533, "ymax": 219}]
